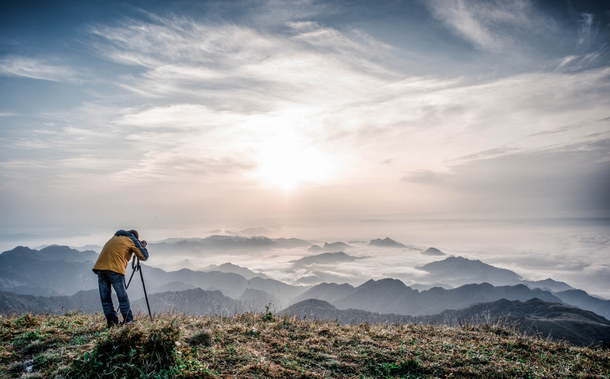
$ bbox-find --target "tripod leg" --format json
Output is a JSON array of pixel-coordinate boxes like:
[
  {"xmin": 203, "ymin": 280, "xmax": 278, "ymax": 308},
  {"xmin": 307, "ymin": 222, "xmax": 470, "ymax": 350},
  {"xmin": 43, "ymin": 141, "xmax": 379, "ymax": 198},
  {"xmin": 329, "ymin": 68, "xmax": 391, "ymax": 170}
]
[
  {"xmin": 117, "ymin": 265, "xmax": 137, "ymax": 314},
  {"xmin": 126, "ymin": 264, "xmax": 137, "ymax": 290},
  {"xmin": 139, "ymin": 264, "xmax": 153, "ymax": 321}
]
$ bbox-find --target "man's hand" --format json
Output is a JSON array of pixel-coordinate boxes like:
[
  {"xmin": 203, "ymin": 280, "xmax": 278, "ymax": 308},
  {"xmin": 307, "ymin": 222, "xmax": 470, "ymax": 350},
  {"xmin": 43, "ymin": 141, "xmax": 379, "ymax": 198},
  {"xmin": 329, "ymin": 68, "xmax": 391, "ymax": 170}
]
[{"xmin": 140, "ymin": 240, "xmax": 147, "ymax": 248}]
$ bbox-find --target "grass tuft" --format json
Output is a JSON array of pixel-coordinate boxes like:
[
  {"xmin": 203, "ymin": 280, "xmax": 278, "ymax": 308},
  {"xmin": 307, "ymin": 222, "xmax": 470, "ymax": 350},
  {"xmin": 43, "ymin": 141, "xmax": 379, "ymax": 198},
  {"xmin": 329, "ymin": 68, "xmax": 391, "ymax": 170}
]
[{"xmin": 70, "ymin": 318, "xmax": 180, "ymax": 378}]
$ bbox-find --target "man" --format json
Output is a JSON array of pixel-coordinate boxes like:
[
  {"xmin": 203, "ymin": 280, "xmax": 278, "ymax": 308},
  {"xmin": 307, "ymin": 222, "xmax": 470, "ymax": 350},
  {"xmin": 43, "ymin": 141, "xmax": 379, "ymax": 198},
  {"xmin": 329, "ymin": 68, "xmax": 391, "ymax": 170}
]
[{"xmin": 93, "ymin": 229, "xmax": 149, "ymax": 327}]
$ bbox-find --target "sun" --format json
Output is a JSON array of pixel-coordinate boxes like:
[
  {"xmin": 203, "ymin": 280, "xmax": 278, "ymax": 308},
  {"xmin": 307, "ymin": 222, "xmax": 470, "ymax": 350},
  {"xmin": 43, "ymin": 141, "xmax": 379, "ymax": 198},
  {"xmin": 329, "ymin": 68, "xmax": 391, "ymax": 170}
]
[{"xmin": 256, "ymin": 128, "xmax": 334, "ymax": 190}]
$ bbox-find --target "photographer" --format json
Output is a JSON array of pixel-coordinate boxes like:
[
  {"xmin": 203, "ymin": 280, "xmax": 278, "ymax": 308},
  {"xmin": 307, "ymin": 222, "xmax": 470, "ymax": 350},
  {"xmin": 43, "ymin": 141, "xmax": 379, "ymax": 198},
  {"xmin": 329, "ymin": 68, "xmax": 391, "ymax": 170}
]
[{"xmin": 92, "ymin": 230, "xmax": 149, "ymax": 327}]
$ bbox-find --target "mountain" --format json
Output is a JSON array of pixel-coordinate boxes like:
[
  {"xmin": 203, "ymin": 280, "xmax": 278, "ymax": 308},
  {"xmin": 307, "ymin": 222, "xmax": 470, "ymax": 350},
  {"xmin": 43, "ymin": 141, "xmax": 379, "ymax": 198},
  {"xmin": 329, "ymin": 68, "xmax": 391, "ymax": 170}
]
[
  {"xmin": 0, "ymin": 245, "xmax": 308, "ymax": 303},
  {"xmin": 0, "ymin": 245, "xmax": 97, "ymax": 264},
  {"xmin": 132, "ymin": 288, "xmax": 238, "ymax": 315},
  {"xmin": 419, "ymin": 256, "xmax": 523, "ymax": 287},
  {"xmin": 238, "ymin": 288, "xmax": 282, "ymax": 313},
  {"xmin": 291, "ymin": 282, "xmax": 356, "ymax": 304},
  {"xmin": 307, "ymin": 244, "xmax": 324, "ymax": 252},
  {"xmin": 398, "ymin": 283, "xmax": 564, "ymax": 316},
  {"xmin": 280, "ymin": 298, "xmax": 610, "ymax": 347},
  {"xmin": 0, "ymin": 287, "xmax": 240, "ymax": 317},
  {"xmin": 5, "ymin": 284, "xmax": 609, "ymax": 347},
  {"xmin": 0, "ymin": 246, "xmax": 98, "ymax": 296},
  {"xmin": 150, "ymin": 281, "xmax": 197, "ymax": 294},
  {"xmin": 304, "ymin": 278, "xmax": 565, "ymax": 316},
  {"xmin": 145, "ymin": 268, "xmax": 264, "ymax": 299},
  {"xmin": 73, "ymin": 244, "xmax": 102, "ymax": 253},
  {"xmin": 272, "ymin": 238, "xmax": 311, "ymax": 248},
  {"xmin": 421, "ymin": 247, "xmax": 445, "ymax": 256},
  {"xmin": 334, "ymin": 278, "xmax": 415, "ymax": 313},
  {"xmin": 293, "ymin": 271, "xmax": 359, "ymax": 286},
  {"xmin": 418, "ymin": 283, "xmax": 563, "ymax": 316},
  {"xmin": 423, "ymin": 298, "xmax": 610, "ymax": 347},
  {"xmin": 280, "ymin": 298, "xmax": 415, "ymax": 324},
  {"xmin": 323, "ymin": 242, "xmax": 351, "ymax": 251},
  {"xmin": 523, "ymin": 278, "xmax": 574, "ymax": 292},
  {"xmin": 0, "ymin": 284, "xmax": 281, "ymax": 317},
  {"xmin": 201, "ymin": 262, "xmax": 269, "ymax": 279},
  {"xmin": 0, "ymin": 289, "xmax": 105, "ymax": 314},
  {"xmin": 245, "ymin": 277, "xmax": 306, "ymax": 303},
  {"xmin": 35, "ymin": 245, "xmax": 99, "ymax": 262},
  {"xmin": 412, "ymin": 256, "xmax": 574, "ymax": 295},
  {"xmin": 150, "ymin": 235, "xmax": 278, "ymax": 257},
  {"xmin": 369, "ymin": 238, "xmax": 406, "ymax": 248},
  {"xmin": 0, "ymin": 291, "xmax": 67, "ymax": 314},
  {"xmin": 554, "ymin": 289, "xmax": 610, "ymax": 320},
  {"xmin": 290, "ymin": 252, "xmax": 360, "ymax": 265}
]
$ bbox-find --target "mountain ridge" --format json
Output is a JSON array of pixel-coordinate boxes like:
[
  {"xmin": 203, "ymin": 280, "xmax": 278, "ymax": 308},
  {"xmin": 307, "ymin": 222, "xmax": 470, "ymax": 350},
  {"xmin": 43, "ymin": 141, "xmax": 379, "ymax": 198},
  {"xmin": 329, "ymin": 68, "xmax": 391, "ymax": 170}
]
[
  {"xmin": 1, "ymin": 243, "xmax": 608, "ymax": 328},
  {"xmin": 281, "ymin": 297, "xmax": 610, "ymax": 347}
]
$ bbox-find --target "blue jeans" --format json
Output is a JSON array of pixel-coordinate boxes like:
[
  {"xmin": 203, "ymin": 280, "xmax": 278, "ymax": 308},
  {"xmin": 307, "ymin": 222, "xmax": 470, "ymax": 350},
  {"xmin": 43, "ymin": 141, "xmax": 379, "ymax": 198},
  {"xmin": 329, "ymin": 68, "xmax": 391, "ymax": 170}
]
[{"xmin": 97, "ymin": 270, "xmax": 134, "ymax": 326}]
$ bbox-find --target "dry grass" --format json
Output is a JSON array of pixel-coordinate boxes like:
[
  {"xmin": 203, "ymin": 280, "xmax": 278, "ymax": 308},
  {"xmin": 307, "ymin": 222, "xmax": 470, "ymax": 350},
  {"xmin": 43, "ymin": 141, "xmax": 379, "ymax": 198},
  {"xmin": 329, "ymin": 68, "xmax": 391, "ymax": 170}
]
[{"xmin": 0, "ymin": 311, "xmax": 609, "ymax": 378}]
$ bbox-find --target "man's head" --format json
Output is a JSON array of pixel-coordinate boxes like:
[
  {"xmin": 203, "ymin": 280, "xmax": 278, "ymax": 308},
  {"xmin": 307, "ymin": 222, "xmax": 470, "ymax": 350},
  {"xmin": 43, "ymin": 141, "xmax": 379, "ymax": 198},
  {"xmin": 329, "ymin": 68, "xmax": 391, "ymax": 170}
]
[{"xmin": 128, "ymin": 230, "xmax": 139, "ymax": 240}]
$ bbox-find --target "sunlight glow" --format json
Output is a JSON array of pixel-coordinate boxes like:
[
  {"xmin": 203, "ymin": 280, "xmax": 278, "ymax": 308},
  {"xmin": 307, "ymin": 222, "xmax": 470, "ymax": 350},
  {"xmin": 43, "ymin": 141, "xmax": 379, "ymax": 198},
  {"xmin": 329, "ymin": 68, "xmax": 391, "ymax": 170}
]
[{"xmin": 256, "ymin": 127, "xmax": 334, "ymax": 190}]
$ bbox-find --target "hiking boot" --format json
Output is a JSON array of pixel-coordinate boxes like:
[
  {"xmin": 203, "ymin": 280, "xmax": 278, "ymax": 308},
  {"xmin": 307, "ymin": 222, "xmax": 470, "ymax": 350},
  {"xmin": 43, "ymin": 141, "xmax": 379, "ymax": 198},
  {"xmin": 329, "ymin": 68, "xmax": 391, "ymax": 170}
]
[{"xmin": 105, "ymin": 313, "xmax": 120, "ymax": 328}]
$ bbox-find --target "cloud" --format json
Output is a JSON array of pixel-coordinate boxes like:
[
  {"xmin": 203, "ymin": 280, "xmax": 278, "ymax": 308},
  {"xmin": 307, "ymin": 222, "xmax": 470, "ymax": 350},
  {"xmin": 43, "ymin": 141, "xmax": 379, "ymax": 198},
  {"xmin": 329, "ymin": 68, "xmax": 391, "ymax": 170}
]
[
  {"xmin": 404, "ymin": 137, "xmax": 610, "ymax": 214},
  {"xmin": 115, "ymin": 104, "xmax": 244, "ymax": 130},
  {"xmin": 111, "ymin": 150, "xmax": 256, "ymax": 183},
  {"xmin": 425, "ymin": 0, "xmax": 552, "ymax": 52},
  {"xmin": 87, "ymin": 14, "xmax": 394, "ymax": 106},
  {"xmin": 577, "ymin": 12, "xmax": 595, "ymax": 46},
  {"xmin": 402, "ymin": 170, "xmax": 448, "ymax": 184},
  {"xmin": 0, "ymin": 56, "xmax": 75, "ymax": 82},
  {"xmin": 79, "ymin": 14, "xmax": 403, "ymax": 186}
]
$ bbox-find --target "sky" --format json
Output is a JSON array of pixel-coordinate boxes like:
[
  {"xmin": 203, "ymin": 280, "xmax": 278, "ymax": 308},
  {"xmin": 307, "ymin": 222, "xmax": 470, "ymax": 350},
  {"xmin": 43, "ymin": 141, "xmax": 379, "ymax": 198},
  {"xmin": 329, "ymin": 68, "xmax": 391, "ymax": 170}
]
[{"xmin": 0, "ymin": 0, "xmax": 609, "ymax": 248}]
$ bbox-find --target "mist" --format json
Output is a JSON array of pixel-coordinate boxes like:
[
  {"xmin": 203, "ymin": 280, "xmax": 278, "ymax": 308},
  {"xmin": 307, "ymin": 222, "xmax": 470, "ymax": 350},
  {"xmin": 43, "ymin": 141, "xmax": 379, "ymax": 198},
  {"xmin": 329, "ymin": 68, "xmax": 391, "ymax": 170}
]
[{"xmin": 23, "ymin": 216, "xmax": 600, "ymax": 299}]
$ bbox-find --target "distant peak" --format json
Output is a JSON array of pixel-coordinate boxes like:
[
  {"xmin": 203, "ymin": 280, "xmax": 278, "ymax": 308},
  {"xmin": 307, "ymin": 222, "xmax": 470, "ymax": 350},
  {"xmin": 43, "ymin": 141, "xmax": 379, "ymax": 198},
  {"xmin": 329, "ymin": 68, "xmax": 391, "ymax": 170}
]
[
  {"xmin": 369, "ymin": 237, "xmax": 406, "ymax": 248},
  {"xmin": 422, "ymin": 247, "xmax": 445, "ymax": 256},
  {"xmin": 2, "ymin": 246, "xmax": 36, "ymax": 255},
  {"xmin": 360, "ymin": 278, "xmax": 407, "ymax": 288},
  {"xmin": 287, "ymin": 299, "xmax": 337, "ymax": 310}
]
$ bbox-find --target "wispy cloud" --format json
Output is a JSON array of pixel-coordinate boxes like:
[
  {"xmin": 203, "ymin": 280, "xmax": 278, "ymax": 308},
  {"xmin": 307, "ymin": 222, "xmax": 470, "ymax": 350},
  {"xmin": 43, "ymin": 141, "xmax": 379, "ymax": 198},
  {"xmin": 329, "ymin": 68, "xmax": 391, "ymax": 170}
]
[
  {"xmin": 88, "ymin": 15, "xmax": 395, "ymax": 98},
  {"xmin": 0, "ymin": 56, "xmax": 75, "ymax": 82},
  {"xmin": 425, "ymin": 0, "xmax": 553, "ymax": 53},
  {"xmin": 115, "ymin": 104, "xmax": 243, "ymax": 130},
  {"xmin": 111, "ymin": 150, "xmax": 256, "ymax": 183},
  {"xmin": 80, "ymin": 15, "xmax": 402, "ymax": 184},
  {"xmin": 577, "ymin": 12, "xmax": 595, "ymax": 46}
]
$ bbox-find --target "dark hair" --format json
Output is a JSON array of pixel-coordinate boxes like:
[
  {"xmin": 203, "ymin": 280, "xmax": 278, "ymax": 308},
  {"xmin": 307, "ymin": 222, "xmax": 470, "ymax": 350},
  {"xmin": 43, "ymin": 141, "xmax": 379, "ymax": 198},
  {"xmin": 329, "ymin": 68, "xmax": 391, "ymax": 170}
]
[{"xmin": 128, "ymin": 230, "xmax": 139, "ymax": 240}]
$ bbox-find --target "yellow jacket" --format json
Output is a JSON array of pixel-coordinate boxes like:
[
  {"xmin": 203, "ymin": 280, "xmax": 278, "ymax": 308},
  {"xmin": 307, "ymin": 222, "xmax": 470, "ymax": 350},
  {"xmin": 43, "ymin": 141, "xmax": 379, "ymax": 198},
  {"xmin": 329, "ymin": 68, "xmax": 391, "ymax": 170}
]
[{"xmin": 93, "ymin": 230, "xmax": 149, "ymax": 275}]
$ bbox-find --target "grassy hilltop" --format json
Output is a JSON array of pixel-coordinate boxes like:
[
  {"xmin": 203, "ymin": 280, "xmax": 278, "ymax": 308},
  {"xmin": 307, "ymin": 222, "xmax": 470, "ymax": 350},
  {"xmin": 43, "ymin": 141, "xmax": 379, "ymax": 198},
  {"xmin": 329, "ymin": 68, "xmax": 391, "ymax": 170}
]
[{"xmin": 1, "ymin": 312, "xmax": 609, "ymax": 378}]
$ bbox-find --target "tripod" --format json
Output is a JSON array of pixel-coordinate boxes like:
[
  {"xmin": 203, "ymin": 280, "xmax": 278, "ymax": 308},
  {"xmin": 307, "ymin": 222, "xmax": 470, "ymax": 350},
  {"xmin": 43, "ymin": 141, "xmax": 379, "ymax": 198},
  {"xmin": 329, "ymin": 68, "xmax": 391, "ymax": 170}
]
[{"xmin": 125, "ymin": 256, "xmax": 153, "ymax": 321}]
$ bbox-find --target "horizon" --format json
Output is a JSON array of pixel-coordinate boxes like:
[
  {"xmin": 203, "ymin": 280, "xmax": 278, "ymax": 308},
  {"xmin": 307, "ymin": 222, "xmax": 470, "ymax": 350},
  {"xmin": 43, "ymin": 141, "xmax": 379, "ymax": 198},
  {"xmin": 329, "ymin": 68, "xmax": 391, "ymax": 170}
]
[{"xmin": 1, "ymin": 215, "xmax": 609, "ymax": 299}]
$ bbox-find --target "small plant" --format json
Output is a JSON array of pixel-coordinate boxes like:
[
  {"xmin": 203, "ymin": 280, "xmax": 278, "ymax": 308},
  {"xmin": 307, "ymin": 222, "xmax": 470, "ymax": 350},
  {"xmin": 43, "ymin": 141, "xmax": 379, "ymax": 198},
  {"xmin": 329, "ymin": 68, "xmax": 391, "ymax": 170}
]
[
  {"xmin": 186, "ymin": 329, "xmax": 212, "ymax": 347},
  {"xmin": 263, "ymin": 303, "xmax": 275, "ymax": 322},
  {"xmin": 13, "ymin": 313, "xmax": 39, "ymax": 328}
]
